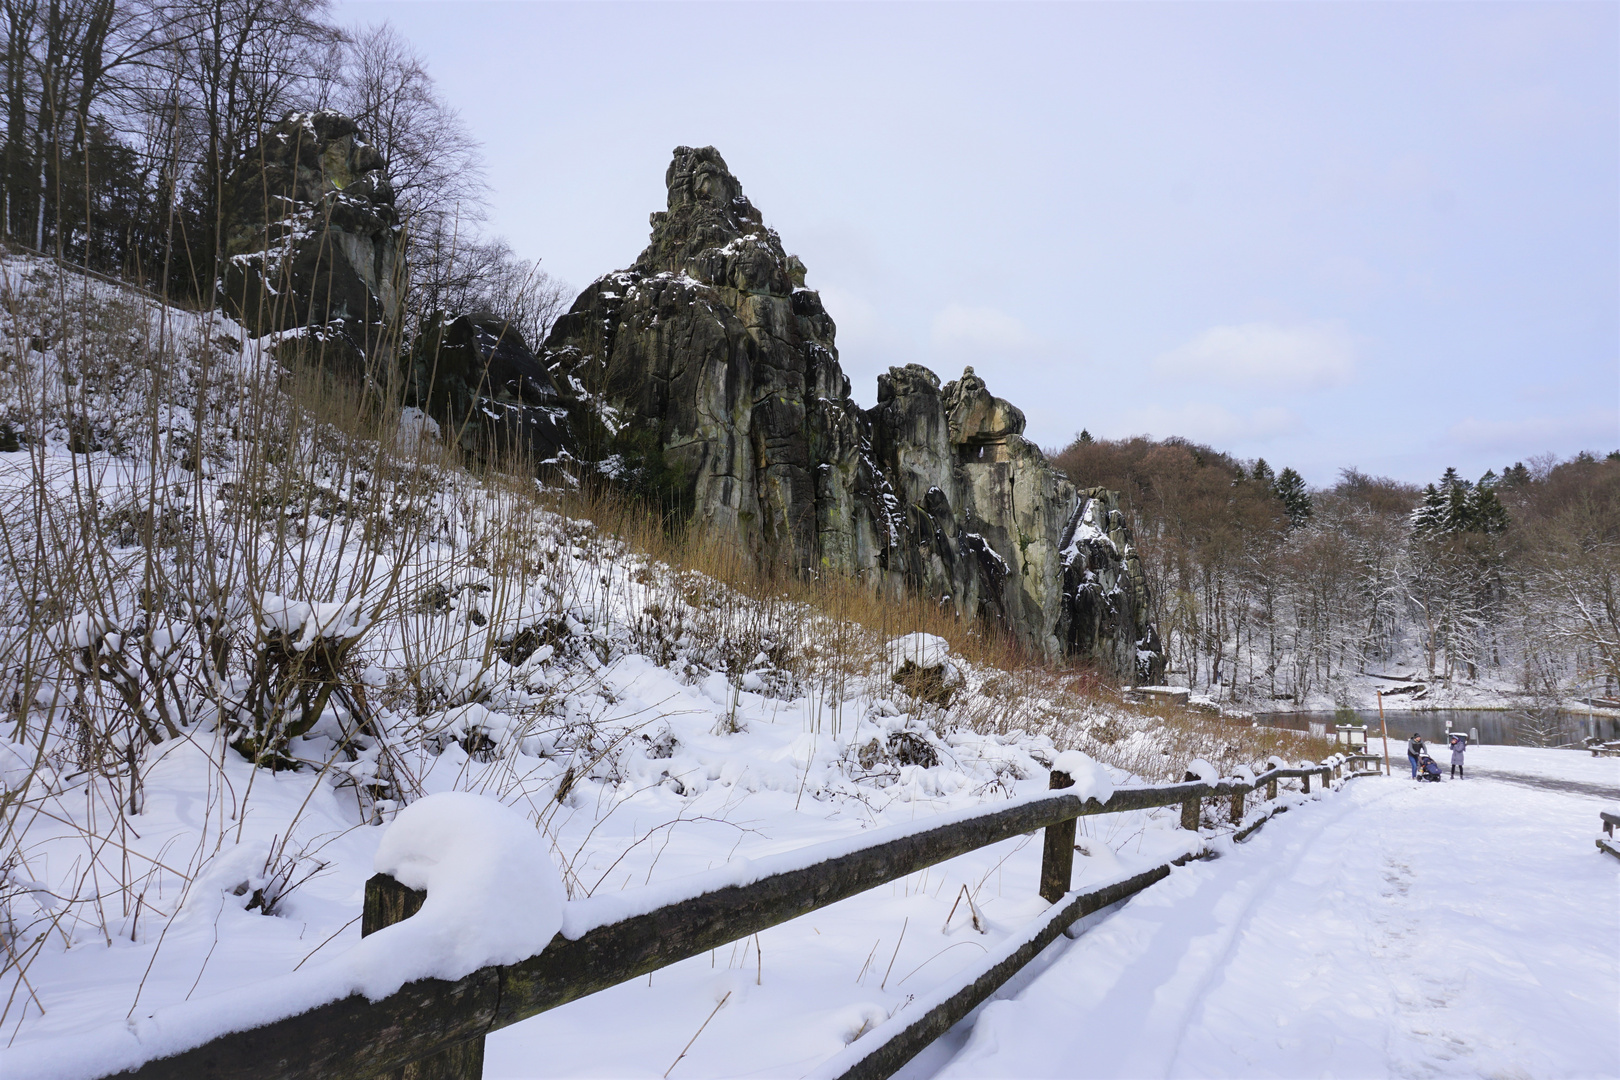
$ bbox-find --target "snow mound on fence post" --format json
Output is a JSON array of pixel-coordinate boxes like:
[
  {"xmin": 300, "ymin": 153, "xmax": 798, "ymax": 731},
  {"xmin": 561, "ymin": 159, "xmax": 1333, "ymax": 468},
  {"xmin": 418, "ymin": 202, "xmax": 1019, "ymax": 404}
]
[
  {"xmin": 1051, "ymin": 750, "xmax": 1115, "ymax": 803},
  {"xmin": 0, "ymin": 794, "xmax": 569, "ymax": 1080},
  {"xmin": 1185, "ymin": 758, "xmax": 1218, "ymax": 783},
  {"xmin": 354, "ymin": 792, "xmax": 564, "ymax": 996}
]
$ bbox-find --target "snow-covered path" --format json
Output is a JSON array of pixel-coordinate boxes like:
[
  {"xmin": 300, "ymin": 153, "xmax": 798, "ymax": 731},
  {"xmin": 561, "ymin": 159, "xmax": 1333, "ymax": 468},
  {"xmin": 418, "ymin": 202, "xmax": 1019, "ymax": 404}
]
[{"xmin": 917, "ymin": 767, "xmax": 1620, "ymax": 1080}]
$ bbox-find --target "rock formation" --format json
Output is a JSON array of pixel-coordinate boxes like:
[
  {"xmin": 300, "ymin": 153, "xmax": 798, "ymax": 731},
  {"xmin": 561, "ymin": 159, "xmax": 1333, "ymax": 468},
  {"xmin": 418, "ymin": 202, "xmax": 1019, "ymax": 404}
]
[
  {"xmin": 406, "ymin": 311, "xmax": 569, "ymax": 461},
  {"xmin": 220, "ymin": 111, "xmax": 405, "ymax": 369},
  {"xmin": 539, "ymin": 146, "xmax": 1163, "ymax": 680}
]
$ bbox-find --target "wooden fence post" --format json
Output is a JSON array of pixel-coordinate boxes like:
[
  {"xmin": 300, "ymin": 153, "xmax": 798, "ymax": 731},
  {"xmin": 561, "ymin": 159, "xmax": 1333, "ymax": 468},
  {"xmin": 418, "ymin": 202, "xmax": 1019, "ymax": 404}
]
[
  {"xmin": 1180, "ymin": 771, "xmax": 1201, "ymax": 831},
  {"xmin": 1302, "ymin": 771, "xmax": 1312, "ymax": 795},
  {"xmin": 1267, "ymin": 777, "xmax": 1277, "ymax": 800},
  {"xmin": 363, "ymin": 873, "xmax": 486, "ymax": 1080},
  {"xmin": 1039, "ymin": 767, "xmax": 1077, "ymax": 903},
  {"xmin": 1229, "ymin": 790, "xmax": 1244, "ymax": 825}
]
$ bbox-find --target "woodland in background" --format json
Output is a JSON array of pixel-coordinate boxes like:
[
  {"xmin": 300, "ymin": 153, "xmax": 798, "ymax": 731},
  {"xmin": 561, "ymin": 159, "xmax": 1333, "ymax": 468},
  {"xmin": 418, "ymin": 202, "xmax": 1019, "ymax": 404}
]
[
  {"xmin": 1052, "ymin": 432, "xmax": 1620, "ymax": 708},
  {"xmin": 1, "ymin": 0, "xmax": 567, "ymax": 342},
  {"xmin": 6, "ymin": 0, "xmax": 1617, "ymax": 712}
]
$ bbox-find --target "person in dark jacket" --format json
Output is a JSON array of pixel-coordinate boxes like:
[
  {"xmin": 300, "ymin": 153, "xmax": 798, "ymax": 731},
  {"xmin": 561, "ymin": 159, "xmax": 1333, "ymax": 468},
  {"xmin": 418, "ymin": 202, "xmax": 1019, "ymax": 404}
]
[
  {"xmin": 1449, "ymin": 734, "xmax": 1467, "ymax": 779},
  {"xmin": 1407, "ymin": 733, "xmax": 1426, "ymax": 779}
]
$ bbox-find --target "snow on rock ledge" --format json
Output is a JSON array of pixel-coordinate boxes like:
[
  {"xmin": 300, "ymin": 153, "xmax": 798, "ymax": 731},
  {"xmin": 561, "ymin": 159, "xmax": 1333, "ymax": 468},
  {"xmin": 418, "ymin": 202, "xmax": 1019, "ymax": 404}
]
[{"xmin": 1184, "ymin": 758, "xmax": 1218, "ymax": 783}]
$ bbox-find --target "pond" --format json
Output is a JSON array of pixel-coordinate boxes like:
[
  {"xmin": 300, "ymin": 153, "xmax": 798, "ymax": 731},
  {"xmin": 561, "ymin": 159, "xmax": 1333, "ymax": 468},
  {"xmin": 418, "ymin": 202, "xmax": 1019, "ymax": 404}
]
[{"xmin": 1254, "ymin": 708, "xmax": 1620, "ymax": 747}]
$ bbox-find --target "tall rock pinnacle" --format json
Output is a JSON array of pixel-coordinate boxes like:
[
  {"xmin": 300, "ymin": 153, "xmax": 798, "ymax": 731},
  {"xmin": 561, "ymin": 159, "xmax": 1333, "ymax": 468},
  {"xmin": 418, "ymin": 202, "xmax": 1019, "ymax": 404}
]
[{"xmin": 541, "ymin": 147, "xmax": 1164, "ymax": 679}]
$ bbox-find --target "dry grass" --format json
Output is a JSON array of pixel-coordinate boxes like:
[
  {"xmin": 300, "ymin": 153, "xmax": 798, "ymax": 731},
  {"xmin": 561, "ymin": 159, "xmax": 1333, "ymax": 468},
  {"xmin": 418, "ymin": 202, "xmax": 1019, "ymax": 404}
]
[
  {"xmin": 539, "ymin": 482, "xmax": 1334, "ymax": 780},
  {"xmin": 0, "ymin": 250, "xmax": 1335, "ymax": 1027}
]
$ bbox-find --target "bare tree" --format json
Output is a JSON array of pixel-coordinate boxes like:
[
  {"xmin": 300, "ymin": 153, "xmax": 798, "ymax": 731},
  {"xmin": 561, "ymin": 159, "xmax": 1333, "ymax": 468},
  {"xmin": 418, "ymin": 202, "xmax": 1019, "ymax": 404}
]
[
  {"xmin": 331, "ymin": 23, "xmax": 566, "ymax": 343},
  {"xmin": 2, "ymin": 0, "xmax": 160, "ymax": 250},
  {"xmin": 334, "ymin": 22, "xmax": 481, "ymax": 231},
  {"xmin": 150, "ymin": 0, "xmax": 341, "ymax": 291}
]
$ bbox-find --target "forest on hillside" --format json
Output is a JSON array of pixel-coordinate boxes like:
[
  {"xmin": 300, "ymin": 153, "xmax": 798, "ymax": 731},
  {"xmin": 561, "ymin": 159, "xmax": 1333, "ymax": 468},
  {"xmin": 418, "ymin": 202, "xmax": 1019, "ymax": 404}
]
[
  {"xmin": 1052, "ymin": 433, "xmax": 1620, "ymax": 712},
  {"xmin": 1, "ymin": 0, "xmax": 566, "ymax": 341}
]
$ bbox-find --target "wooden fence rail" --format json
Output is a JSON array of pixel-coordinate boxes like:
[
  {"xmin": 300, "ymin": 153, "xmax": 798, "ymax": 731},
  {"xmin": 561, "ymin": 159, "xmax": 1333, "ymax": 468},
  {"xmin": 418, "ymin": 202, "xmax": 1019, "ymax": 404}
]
[
  {"xmin": 1599, "ymin": 810, "xmax": 1620, "ymax": 861},
  {"xmin": 112, "ymin": 762, "xmax": 1351, "ymax": 1080}
]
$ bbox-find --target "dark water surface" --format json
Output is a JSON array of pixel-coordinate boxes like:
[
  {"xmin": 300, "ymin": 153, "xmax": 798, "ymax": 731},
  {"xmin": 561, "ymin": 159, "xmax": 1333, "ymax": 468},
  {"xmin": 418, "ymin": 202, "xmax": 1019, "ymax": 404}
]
[{"xmin": 1255, "ymin": 708, "xmax": 1620, "ymax": 747}]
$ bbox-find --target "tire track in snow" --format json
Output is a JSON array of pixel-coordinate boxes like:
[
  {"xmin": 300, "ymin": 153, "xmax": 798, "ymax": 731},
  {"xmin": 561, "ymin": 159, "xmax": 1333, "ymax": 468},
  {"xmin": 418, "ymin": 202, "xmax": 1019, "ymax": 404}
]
[
  {"xmin": 1170, "ymin": 774, "xmax": 1618, "ymax": 1078},
  {"xmin": 1145, "ymin": 789, "xmax": 1377, "ymax": 1077},
  {"xmin": 1464, "ymin": 768, "xmax": 1616, "ymax": 799}
]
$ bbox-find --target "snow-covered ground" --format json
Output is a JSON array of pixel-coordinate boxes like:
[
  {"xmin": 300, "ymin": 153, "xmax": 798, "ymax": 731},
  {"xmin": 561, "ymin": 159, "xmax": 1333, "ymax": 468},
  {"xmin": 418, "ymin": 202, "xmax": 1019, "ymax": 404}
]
[
  {"xmin": 905, "ymin": 761, "xmax": 1620, "ymax": 1080},
  {"xmin": 492, "ymin": 751, "xmax": 1620, "ymax": 1080},
  {"xmin": 490, "ymin": 752, "xmax": 1620, "ymax": 1080},
  {"xmin": 4, "ymin": 254, "xmax": 1612, "ymax": 1080}
]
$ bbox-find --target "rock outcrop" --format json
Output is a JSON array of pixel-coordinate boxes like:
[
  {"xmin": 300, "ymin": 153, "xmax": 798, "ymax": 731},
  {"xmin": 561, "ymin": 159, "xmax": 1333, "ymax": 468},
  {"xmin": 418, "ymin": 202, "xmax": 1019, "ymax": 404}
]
[
  {"xmin": 541, "ymin": 147, "xmax": 1164, "ymax": 679},
  {"xmin": 406, "ymin": 311, "xmax": 569, "ymax": 462},
  {"xmin": 220, "ymin": 111, "xmax": 405, "ymax": 369}
]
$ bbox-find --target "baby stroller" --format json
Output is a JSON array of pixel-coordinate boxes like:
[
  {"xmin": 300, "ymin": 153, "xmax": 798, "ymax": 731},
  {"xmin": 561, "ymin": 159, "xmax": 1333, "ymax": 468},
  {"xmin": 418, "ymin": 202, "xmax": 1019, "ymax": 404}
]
[{"xmin": 1416, "ymin": 753, "xmax": 1444, "ymax": 782}]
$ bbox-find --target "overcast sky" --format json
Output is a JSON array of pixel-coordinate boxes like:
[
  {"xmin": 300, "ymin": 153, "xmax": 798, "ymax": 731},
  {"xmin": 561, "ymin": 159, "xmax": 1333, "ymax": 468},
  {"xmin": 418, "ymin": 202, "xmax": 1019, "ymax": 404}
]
[{"xmin": 335, "ymin": 1, "xmax": 1618, "ymax": 487}]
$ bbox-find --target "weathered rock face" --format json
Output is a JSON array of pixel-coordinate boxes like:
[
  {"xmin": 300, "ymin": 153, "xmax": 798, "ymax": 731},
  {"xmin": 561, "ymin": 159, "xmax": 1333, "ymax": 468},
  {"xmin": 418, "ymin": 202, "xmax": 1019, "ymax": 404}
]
[
  {"xmin": 1061, "ymin": 488, "xmax": 1165, "ymax": 684},
  {"xmin": 545, "ymin": 146, "xmax": 858, "ymax": 555},
  {"xmin": 542, "ymin": 147, "xmax": 1164, "ymax": 679},
  {"xmin": 220, "ymin": 111, "xmax": 404, "ymax": 366},
  {"xmin": 407, "ymin": 311, "xmax": 568, "ymax": 461}
]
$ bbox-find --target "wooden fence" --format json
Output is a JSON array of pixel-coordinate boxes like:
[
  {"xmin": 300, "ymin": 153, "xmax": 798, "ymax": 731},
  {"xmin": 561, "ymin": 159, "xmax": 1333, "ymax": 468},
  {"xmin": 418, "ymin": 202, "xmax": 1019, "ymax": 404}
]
[
  {"xmin": 1599, "ymin": 810, "xmax": 1620, "ymax": 861},
  {"xmin": 110, "ymin": 756, "xmax": 1375, "ymax": 1080}
]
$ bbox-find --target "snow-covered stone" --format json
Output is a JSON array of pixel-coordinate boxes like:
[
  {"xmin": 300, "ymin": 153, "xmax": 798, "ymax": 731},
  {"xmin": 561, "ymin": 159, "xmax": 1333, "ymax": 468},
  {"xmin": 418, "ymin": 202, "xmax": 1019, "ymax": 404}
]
[{"xmin": 886, "ymin": 632, "xmax": 950, "ymax": 670}]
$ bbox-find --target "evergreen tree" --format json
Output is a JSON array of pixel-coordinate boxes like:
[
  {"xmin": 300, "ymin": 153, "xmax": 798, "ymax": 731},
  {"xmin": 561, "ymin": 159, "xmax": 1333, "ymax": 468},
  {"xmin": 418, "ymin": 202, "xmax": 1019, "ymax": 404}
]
[
  {"xmin": 1411, "ymin": 483, "xmax": 1448, "ymax": 536},
  {"xmin": 1445, "ymin": 479, "xmax": 1471, "ymax": 530},
  {"xmin": 1273, "ymin": 467, "xmax": 1312, "ymax": 527},
  {"xmin": 1077, "ymin": 429, "xmax": 1093, "ymax": 444},
  {"xmin": 1412, "ymin": 467, "xmax": 1509, "ymax": 536},
  {"xmin": 1466, "ymin": 482, "xmax": 1510, "ymax": 534},
  {"xmin": 1502, "ymin": 462, "xmax": 1530, "ymax": 488},
  {"xmin": 1250, "ymin": 458, "xmax": 1275, "ymax": 485}
]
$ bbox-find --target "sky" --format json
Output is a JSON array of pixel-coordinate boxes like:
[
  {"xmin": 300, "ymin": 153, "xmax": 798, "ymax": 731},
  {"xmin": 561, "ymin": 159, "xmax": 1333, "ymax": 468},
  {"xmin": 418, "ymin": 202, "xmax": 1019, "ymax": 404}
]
[{"xmin": 334, "ymin": 1, "xmax": 1619, "ymax": 487}]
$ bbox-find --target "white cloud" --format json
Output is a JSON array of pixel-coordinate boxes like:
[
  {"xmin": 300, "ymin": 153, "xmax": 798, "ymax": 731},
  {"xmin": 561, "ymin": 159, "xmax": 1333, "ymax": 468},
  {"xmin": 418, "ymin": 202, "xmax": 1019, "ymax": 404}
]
[
  {"xmin": 1446, "ymin": 408, "xmax": 1619, "ymax": 454},
  {"xmin": 1112, "ymin": 402, "xmax": 1301, "ymax": 445},
  {"xmin": 1153, "ymin": 321, "xmax": 1355, "ymax": 390},
  {"xmin": 930, "ymin": 304, "xmax": 1043, "ymax": 355}
]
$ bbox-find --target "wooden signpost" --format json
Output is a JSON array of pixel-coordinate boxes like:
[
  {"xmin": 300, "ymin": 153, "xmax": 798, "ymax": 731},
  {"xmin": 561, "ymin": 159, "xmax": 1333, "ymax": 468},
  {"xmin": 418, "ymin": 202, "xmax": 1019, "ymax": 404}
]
[{"xmin": 1377, "ymin": 690, "xmax": 1391, "ymax": 776}]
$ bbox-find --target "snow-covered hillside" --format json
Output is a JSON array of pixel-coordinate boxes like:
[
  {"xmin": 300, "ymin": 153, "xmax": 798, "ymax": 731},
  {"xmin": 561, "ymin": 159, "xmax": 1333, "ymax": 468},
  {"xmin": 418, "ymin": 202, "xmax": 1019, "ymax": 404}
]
[{"xmin": 0, "ymin": 254, "xmax": 1338, "ymax": 1074}]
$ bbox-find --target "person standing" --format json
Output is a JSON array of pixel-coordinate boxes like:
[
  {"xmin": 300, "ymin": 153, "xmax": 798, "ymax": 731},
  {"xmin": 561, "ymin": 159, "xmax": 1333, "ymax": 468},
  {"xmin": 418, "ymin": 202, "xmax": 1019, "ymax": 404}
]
[
  {"xmin": 1449, "ymin": 733, "xmax": 1467, "ymax": 779},
  {"xmin": 1407, "ymin": 733, "xmax": 1426, "ymax": 779}
]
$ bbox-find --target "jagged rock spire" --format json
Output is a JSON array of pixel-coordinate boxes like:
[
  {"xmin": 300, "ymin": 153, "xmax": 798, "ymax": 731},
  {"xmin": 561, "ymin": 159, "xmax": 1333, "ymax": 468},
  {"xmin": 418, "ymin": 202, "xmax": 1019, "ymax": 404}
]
[{"xmin": 539, "ymin": 147, "xmax": 1164, "ymax": 678}]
